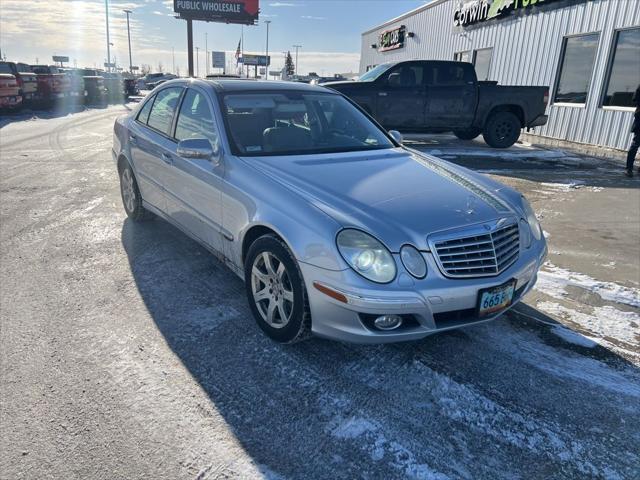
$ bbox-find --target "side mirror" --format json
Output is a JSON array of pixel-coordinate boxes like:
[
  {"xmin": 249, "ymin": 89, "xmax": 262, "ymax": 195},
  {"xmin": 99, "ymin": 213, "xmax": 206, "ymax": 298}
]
[
  {"xmin": 389, "ymin": 130, "xmax": 403, "ymax": 144},
  {"xmin": 177, "ymin": 138, "xmax": 219, "ymax": 164}
]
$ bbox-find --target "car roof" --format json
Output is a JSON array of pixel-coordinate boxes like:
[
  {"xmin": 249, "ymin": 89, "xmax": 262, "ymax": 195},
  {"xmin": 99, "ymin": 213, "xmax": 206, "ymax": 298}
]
[{"xmin": 202, "ymin": 79, "xmax": 334, "ymax": 93}]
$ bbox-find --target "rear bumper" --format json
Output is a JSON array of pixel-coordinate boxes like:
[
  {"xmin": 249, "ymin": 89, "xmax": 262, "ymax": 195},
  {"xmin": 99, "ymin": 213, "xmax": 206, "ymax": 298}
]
[
  {"xmin": 0, "ymin": 95, "xmax": 22, "ymax": 107},
  {"xmin": 528, "ymin": 114, "xmax": 548, "ymax": 128},
  {"xmin": 300, "ymin": 240, "xmax": 547, "ymax": 344}
]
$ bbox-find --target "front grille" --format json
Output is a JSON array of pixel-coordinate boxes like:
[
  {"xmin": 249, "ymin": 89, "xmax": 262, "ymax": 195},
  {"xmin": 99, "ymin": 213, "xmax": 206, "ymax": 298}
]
[{"xmin": 432, "ymin": 222, "xmax": 520, "ymax": 278}]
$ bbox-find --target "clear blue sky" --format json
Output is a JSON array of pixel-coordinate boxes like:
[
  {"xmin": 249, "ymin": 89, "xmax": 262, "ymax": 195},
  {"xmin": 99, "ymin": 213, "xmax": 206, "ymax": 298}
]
[{"xmin": 0, "ymin": 0, "xmax": 428, "ymax": 75}]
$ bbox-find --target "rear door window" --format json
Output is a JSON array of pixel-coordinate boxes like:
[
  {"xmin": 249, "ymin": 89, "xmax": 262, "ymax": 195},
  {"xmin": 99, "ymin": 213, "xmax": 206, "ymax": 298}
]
[
  {"xmin": 146, "ymin": 87, "xmax": 183, "ymax": 136},
  {"xmin": 137, "ymin": 94, "xmax": 156, "ymax": 125}
]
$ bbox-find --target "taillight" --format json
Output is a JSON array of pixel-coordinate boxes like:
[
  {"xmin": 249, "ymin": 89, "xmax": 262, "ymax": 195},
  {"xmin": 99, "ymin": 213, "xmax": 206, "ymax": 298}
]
[{"xmin": 543, "ymin": 89, "xmax": 549, "ymax": 107}]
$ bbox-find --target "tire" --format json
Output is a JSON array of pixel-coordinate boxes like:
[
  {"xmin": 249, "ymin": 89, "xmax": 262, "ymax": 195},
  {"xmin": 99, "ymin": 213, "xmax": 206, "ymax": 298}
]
[
  {"xmin": 482, "ymin": 111, "xmax": 521, "ymax": 148},
  {"xmin": 453, "ymin": 128, "xmax": 482, "ymax": 141},
  {"xmin": 244, "ymin": 234, "xmax": 312, "ymax": 343},
  {"xmin": 118, "ymin": 162, "xmax": 154, "ymax": 222}
]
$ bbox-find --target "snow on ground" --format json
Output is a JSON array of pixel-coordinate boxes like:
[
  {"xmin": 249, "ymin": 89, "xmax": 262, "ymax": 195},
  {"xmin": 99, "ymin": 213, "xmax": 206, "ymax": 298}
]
[
  {"xmin": 533, "ymin": 262, "xmax": 640, "ymax": 362},
  {"xmin": 536, "ymin": 262, "xmax": 640, "ymax": 307}
]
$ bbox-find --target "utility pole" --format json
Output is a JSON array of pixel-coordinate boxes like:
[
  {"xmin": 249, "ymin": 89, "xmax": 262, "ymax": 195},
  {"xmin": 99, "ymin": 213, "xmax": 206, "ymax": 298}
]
[
  {"xmin": 264, "ymin": 20, "xmax": 271, "ymax": 80},
  {"xmin": 205, "ymin": 33, "xmax": 208, "ymax": 76},
  {"xmin": 195, "ymin": 46, "xmax": 200, "ymax": 77},
  {"xmin": 123, "ymin": 9, "xmax": 133, "ymax": 73},
  {"xmin": 293, "ymin": 44, "xmax": 301, "ymax": 77},
  {"xmin": 105, "ymin": 0, "xmax": 111, "ymax": 72}
]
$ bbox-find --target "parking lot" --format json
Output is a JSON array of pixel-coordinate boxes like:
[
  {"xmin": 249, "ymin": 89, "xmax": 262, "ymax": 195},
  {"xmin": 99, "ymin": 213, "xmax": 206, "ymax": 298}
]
[{"xmin": 1, "ymin": 107, "xmax": 639, "ymax": 479}]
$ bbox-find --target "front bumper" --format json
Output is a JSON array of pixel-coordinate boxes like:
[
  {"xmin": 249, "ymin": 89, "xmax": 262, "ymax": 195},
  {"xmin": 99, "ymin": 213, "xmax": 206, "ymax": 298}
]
[{"xmin": 300, "ymin": 240, "xmax": 546, "ymax": 344}]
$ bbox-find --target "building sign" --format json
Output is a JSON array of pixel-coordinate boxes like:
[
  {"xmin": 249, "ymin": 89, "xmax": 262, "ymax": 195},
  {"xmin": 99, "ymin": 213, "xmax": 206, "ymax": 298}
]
[
  {"xmin": 453, "ymin": 0, "xmax": 587, "ymax": 27},
  {"xmin": 240, "ymin": 54, "xmax": 270, "ymax": 66},
  {"xmin": 52, "ymin": 55, "xmax": 69, "ymax": 63},
  {"xmin": 212, "ymin": 51, "xmax": 226, "ymax": 68},
  {"xmin": 174, "ymin": 0, "xmax": 259, "ymax": 25},
  {"xmin": 378, "ymin": 25, "xmax": 406, "ymax": 52}
]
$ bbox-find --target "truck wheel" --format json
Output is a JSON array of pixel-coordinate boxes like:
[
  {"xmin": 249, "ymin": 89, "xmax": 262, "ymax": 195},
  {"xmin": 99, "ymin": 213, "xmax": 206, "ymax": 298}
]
[
  {"xmin": 453, "ymin": 128, "xmax": 481, "ymax": 141},
  {"xmin": 482, "ymin": 112, "xmax": 521, "ymax": 148},
  {"xmin": 245, "ymin": 235, "xmax": 312, "ymax": 344}
]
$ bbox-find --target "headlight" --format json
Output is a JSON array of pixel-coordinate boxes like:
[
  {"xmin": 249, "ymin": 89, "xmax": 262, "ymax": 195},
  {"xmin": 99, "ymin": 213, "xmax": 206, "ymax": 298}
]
[
  {"xmin": 400, "ymin": 244, "xmax": 427, "ymax": 279},
  {"xmin": 522, "ymin": 197, "xmax": 542, "ymax": 241},
  {"xmin": 336, "ymin": 229, "xmax": 396, "ymax": 283}
]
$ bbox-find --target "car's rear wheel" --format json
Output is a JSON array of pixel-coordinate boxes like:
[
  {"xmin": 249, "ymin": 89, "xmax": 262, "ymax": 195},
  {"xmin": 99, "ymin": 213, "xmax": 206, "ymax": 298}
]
[
  {"xmin": 245, "ymin": 235, "xmax": 311, "ymax": 343},
  {"xmin": 453, "ymin": 128, "xmax": 481, "ymax": 140},
  {"xmin": 119, "ymin": 163, "xmax": 153, "ymax": 221},
  {"xmin": 482, "ymin": 111, "xmax": 521, "ymax": 148}
]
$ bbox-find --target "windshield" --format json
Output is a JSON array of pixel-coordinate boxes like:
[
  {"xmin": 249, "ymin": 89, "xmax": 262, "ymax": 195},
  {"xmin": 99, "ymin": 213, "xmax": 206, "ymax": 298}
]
[
  {"xmin": 358, "ymin": 63, "xmax": 396, "ymax": 82},
  {"xmin": 17, "ymin": 63, "xmax": 33, "ymax": 73},
  {"xmin": 221, "ymin": 91, "xmax": 395, "ymax": 157},
  {"xmin": 0, "ymin": 63, "xmax": 12, "ymax": 74}
]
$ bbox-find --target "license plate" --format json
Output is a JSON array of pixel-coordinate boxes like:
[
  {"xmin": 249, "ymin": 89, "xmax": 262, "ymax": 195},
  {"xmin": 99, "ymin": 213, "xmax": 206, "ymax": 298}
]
[{"xmin": 477, "ymin": 280, "xmax": 516, "ymax": 317}]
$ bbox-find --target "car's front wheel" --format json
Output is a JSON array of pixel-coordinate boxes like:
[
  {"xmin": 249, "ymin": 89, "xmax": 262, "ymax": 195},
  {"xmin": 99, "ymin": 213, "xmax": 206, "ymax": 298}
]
[
  {"xmin": 119, "ymin": 163, "xmax": 153, "ymax": 221},
  {"xmin": 482, "ymin": 111, "xmax": 521, "ymax": 148},
  {"xmin": 245, "ymin": 235, "xmax": 311, "ymax": 343}
]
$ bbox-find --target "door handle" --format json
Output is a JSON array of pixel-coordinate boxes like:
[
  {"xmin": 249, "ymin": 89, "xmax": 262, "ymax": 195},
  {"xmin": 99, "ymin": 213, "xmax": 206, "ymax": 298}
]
[
  {"xmin": 129, "ymin": 134, "xmax": 137, "ymax": 145},
  {"xmin": 161, "ymin": 153, "xmax": 173, "ymax": 165}
]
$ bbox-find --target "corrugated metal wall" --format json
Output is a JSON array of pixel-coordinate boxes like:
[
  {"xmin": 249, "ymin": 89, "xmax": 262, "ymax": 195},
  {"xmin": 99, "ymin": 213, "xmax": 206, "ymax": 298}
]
[{"xmin": 360, "ymin": 0, "xmax": 640, "ymax": 150}]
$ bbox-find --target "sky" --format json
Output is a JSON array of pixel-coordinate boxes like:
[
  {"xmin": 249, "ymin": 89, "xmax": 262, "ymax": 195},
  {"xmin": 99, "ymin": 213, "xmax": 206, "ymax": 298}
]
[{"xmin": 0, "ymin": 0, "xmax": 427, "ymax": 76}]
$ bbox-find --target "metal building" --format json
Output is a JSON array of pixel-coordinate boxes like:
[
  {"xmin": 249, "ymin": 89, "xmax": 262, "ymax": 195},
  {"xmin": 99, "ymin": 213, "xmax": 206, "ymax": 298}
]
[{"xmin": 360, "ymin": 0, "xmax": 640, "ymax": 151}]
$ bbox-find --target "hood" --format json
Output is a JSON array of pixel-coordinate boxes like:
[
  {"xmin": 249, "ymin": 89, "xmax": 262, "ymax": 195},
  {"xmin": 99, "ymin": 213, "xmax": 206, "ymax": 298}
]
[
  {"xmin": 247, "ymin": 148, "xmax": 520, "ymax": 251},
  {"xmin": 323, "ymin": 80, "xmax": 365, "ymax": 92}
]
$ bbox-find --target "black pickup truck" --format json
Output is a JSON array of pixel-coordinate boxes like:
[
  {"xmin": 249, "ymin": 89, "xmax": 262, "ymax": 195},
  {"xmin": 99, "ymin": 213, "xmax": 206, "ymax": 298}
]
[{"xmin": 327, "ymin": 60, "xmax": 549, "ymax": 148}]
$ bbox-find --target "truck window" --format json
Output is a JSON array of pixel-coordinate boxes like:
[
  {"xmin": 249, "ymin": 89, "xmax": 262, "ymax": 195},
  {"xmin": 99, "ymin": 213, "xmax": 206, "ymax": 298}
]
[
  {"xmin": 0, "ymin": 63, "xmax": 12, "ymax": 74},
  {"xmin": 383, "ymin": 64, "xmax": 424, "ymax": 88},
  {"xmin": 431, "ymin": 64, "xmax": 472, "ymax": 86}
]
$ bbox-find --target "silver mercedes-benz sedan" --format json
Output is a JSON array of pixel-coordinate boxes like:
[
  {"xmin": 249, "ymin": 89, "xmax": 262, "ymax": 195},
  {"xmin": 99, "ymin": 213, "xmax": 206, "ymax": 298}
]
[{"xmin": 112, "ymin": 78, "xmax": 547, "ymax": 344}]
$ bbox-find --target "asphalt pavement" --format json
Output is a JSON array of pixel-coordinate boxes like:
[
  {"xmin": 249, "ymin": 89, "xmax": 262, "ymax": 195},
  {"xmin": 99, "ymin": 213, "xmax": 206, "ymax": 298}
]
[{"xmin": 1, "ymin": 107, "xmax": 639, "ymax": 480}]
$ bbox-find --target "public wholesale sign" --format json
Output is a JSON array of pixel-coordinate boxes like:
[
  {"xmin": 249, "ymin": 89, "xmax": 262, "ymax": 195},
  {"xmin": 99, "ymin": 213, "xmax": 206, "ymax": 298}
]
[{"xmin": 174, "ymin": 0, "xmax": 259, "ymax": 25}]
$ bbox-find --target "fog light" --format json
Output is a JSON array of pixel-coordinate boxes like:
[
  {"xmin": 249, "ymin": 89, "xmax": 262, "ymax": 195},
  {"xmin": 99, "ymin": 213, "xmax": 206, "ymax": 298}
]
[{"xmin": 374, "ymin": 314, "xmax": 403, "ymax": 330}]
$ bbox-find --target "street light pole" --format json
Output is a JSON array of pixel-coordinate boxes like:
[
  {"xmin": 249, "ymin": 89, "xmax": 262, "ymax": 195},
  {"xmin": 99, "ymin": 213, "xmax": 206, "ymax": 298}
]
[
  {"xmin": 205, "ymin": 33, "xmax": 208, "ymax": 76},
  {"xmin": 293, "ymin": 44, "xmax": 301, "ymax": 77},
  {"xmin": 264, "ymin": 20, "xmax": 271, "ymax": 80},
  {"xmin": 123, "ymin": 9, "xmax": 133, "ymax": 73},
  {"xmin": 195, "ymin": 46, "xmax": 200, "ymax": 77},
  {"xmin": 105, "ymin": 0, "xmax": 111, "ymax": 72}
]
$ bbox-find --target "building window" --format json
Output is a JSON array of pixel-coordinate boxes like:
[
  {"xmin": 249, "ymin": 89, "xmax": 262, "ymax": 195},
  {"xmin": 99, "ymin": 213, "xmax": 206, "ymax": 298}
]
[
  {"xmin": 473, "ymin": 48, "xmax": 493, "ymax": 81},
  {"xmin": 454, "ymin": 51, "xmax": 471, "ymax": 63},
  {"xmin": 553, "ymin": 33, "xmax": 600, "ymax": 105},
  {"xmin": 602, "ymin": 27, "xmax": 640, "ymax": 108}
]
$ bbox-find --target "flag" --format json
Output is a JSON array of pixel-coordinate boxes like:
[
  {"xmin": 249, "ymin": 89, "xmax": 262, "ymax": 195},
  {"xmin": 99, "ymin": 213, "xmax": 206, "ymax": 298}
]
[{"xmin": 235, "ymin": 39, "xmax": 241, "ymax": 65}]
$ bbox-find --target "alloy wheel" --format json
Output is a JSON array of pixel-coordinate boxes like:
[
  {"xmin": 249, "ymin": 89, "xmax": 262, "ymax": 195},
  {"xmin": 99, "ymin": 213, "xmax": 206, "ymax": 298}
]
[
  {"xmin": 121, "ymin": 168, "xmax": 136, "ymax": 213},
  {"xmin": 251, "ymin": 251, "xmax": 294, "ymax": 328}
]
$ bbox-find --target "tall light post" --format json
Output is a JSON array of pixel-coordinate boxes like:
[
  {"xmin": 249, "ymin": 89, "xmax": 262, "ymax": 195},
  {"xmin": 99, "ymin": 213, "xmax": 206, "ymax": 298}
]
[
  {"xmin": 195, "ymin": 46, "xmax": 200, "ymax": 77},
  {"xmin": 123, "ymin": 9, "xmax": 133, "ymax": 73},
  {"xmin": 105, "ymin": 0, "xmax": 111, "ymax": 72},
  {"xmin": 264, "ymin": 20, "xmax": 271, "ymax": 80},
  {"xmin": 172, "ymin": 47, "xmax": 176, "ymax": 74},
  {"xmin": 205, "ymin": 33, "xmax": 209, "ymax": 76},
  {"xmin": 293, "ymin": 44, "xmax": 301, "ymax": 77}
]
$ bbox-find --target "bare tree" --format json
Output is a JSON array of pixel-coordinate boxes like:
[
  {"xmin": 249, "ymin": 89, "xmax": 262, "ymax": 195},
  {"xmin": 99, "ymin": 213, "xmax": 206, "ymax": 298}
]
[
  {"xmin": 176, "ymin": 66, "xmax": 181, "ymax": 77},
  {"xmin": 157, "ymin": 61, "xmax": 164, "ymax": 73},
  {"xmin": 140, "ymin": 64, "xmax": 151, "ymax": 75}
]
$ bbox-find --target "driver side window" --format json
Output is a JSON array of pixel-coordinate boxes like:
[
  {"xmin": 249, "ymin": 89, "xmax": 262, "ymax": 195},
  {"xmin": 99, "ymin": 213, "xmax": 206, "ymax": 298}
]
[
  {"xmin": 384, "ymin": 65, "xmax": 424, "ymax": 89},
  {"xmin": 174, "ymin": 89, "xmax": 218, "ymax": 147}
]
